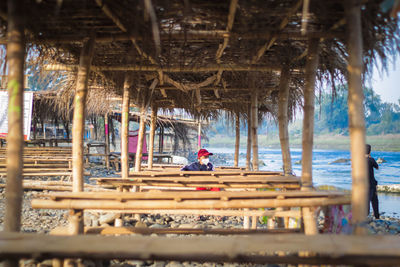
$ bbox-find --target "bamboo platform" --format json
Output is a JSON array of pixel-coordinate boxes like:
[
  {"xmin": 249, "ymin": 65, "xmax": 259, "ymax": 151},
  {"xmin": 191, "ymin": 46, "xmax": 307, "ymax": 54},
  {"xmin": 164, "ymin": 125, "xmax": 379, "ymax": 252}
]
[
  {"xmin": 31, "ymin": 190, "xmax": 351, "ymax": 210},
  {"xmin": 1, "ymin": 232, "xmax": 399, "ymax": 266}
]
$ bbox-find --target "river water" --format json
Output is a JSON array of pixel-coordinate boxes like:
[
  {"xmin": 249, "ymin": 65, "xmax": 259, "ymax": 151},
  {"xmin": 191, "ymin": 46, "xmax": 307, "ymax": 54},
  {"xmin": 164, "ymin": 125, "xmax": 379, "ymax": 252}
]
[{"xmin": 208, "ymin": 147, "xmax": 400, "ymax": 218}]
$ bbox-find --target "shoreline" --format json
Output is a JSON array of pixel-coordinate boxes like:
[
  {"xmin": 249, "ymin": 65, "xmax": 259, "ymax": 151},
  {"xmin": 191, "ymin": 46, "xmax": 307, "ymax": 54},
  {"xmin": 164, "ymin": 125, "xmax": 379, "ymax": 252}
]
[{"xmin": 206, "ymin": 134, "xmax": 400, "ymax": 152}]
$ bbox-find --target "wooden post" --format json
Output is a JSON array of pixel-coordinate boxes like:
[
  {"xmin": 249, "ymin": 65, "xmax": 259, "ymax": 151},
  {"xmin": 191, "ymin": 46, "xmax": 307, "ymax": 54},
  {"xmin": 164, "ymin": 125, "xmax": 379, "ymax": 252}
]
[
  {"xmin": 121, "ymin": 74, "xmax": 131, "ymax": 180},
  {"xmin": 148, "ymin": 105, "xmax": 157, "ymax": 169},
  {"xmin": 301, "ymin": 38, "xmax": 319, "ymax": 189},
  {"xmin": 104, "ymin": 113, "xmax": 110, "ymax": 169},
  {"xmin": 300, "ymin": 38, "xmax": 319, "ymax": 235},
  {"xmin": 70, "ymin": 35, "xmax": 95, "ymax": 237},
  {"xmin": 251, "ymin": 88, "xmax": 259, "ymax": 171},
  {"xmin": 278, "ymin": 65, "xmax": 293, "ymax": 175},
  {"xmin": 135, "ymin": 104, "xmax": 146, "ymax": 172},
  {"xmin": 72, "ymin": 36, "xmax": 95, "ymax": 193},
  {"xmin": 4, "ymin": 0, "xmax": 25, "ymax": 234},
  {"xmin": 346, "ymin": 0, "xmax": 368, "ymax": 235},
  {"xmin": 234, "ymin": 112, "xmax": 240, "ymax": 167},
  {"xmin": 246, "ymin": 103, "xmax": 252, "ymax": 171}
]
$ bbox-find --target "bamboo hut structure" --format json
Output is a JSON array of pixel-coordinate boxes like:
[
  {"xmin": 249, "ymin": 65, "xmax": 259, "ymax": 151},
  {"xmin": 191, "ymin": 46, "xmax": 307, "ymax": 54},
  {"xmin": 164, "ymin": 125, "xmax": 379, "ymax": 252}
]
[{"xmin": 1, "ymin": 0, "xmax": 400, "ymax": 264}]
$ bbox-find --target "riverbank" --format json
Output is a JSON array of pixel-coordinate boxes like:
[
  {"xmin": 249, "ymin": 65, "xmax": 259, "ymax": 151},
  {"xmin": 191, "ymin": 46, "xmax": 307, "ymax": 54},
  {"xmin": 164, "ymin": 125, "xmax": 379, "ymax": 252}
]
[{"xmin": 206, "ymin": 134, "xmax": 400, "ymax": 152}]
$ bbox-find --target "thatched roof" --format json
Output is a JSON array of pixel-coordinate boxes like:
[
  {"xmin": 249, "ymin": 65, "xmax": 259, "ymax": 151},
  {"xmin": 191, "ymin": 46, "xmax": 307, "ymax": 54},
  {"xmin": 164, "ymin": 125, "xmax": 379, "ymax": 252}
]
[{"xmin": 0, "ymin": 0, "xmax": 399, "ymax": 120}]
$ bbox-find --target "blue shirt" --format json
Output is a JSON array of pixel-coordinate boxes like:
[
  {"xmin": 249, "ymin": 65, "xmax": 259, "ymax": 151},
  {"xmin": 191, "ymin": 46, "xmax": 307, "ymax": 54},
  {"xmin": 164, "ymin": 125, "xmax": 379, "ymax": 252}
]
[{"xmin": 181, "ymin": 162, "xmax": 214, "ymax": 171}]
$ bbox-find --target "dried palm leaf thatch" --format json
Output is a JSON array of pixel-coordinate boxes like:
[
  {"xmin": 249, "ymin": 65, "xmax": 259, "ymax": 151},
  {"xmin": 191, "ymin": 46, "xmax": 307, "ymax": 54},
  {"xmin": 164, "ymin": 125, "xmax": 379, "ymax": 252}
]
[{"xmin": 0, "ymin": 0, "xmax": 399, "ymax": 121}]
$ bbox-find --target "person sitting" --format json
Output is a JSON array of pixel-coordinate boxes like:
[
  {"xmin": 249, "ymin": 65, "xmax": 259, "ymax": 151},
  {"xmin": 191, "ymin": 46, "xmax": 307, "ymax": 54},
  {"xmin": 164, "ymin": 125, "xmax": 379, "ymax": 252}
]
[{"xmin": 181, "ymin": 148, "xmax": 220, "ymax": 191}]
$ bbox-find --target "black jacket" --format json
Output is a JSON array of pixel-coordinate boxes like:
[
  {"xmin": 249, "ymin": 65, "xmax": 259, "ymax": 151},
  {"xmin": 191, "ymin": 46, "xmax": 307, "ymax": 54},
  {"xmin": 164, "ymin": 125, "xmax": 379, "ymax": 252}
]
[{"xmin": 367, "ymin": 156, "xmax": 379, "ymax": 188}]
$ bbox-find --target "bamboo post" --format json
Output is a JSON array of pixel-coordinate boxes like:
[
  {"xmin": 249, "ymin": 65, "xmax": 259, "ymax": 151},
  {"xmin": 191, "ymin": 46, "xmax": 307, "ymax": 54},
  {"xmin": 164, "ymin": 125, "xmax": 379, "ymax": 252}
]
[
  {"xmin": 135, "ymin": 104, "xmax": 146, "ymax": 172},
  {"xmin": 301, "ymin": 38, "xmax": 319, "ymax": 189},
  {"xmin": 197, "ymin": 119, "xmax": 201, "ymax": 150},
  {"xmin": 71, "ymin": 35, "xmax": 95, "ymax": 236},
  {"xmin": 246, "ymin": 103, "xmax": 252, "ymax": 171},
  {"xmin": 72, "ymin": 36, "xmax": 95, "ymax": 192},
  {"xmin": 121, "ymin": 74, "xmax": 131, "ymax": 180},
  {"xmin": 346, "ymin": 0, "xmax": 368, "ymax": 235},
  {"xmin": 251, "ymin": 88, "xmax": 259, "ymax": 171},
  {"xmin": 148, "ymin": 105, "xmax": 158, "ymax": 169},
  {"xmin": 104, "ymin": 113, "xmax": 110, "ymax": 169},
  {"xmin": 300, "ymin": 38, "xmax": 319, "ymax": 235},
  {"xmin": 234, "ymin": 112, "xmax": 240, "ymax": 167},
  {"xmin": 278, "ymin": 65, "xmax": 293, "ymax": 176},
  {"xmin": 4, "ymin": 0, "xmax": 25, "ymax": 235},
  {"xmin": 159, "ymin": 126, "xmax": 164, "ymax": 153}
]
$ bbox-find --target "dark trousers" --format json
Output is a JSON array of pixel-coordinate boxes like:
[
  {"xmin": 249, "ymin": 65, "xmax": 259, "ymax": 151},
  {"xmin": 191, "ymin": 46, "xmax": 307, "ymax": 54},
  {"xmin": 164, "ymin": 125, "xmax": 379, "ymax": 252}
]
[{"xmin": 368, "ymin": 186, "xmax": 380, "ymax": 219}]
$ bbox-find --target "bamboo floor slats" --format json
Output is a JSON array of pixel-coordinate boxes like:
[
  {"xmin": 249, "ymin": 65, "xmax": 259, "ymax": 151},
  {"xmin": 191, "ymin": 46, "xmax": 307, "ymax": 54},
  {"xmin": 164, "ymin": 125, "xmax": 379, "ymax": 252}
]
[
  {"xmin": 92, "ymin": 175, "xmax": 300, "ymax": 189},
  {"xmin": 127, "ymin": 170, "xmax": 284, "ymax": 177},
  {"xmin": 31, "ymin": 190, "xmax": 351, "ymax": 210},
  {"xmin": 1, "ymin": 232, "xmax": 400, "ymax": 265}
]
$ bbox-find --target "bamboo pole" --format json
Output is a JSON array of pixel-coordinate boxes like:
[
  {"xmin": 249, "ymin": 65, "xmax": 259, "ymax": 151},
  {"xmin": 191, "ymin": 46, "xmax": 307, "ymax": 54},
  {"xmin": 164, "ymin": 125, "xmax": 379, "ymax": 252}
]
[
  {"xmin": 197, "ymin": 120, "xmax": 201, "ymax": 150},
  {"xmin": 134, "ymin": 105, "xmax": 146, "ymax": 172},
  {"xmin": 0, "ymin": 31, "xmax": 344, "ymax": 45},
  {"xmin": 251, "ymin": 87, "xmax": 259, "ymax": 171},
  {"xmin": 104, "ymin": 113, "xmax": 110, "ymax": 169},
  {"xmin": 246, "ymin": 103, "xmax": 252, "ymax": 171},
  {"xmin": 72, "ymin": 36, "xmax": 95, "ymax": 192},
  {"xmin": 70, "ymin": 35, "xmax": 95, "ymax": 238},
  {"xmin": 44, "ymin": 63, "xmax": 284, "ymax": 73},
  {"xmin": 300, "ymin": 38, "xmax": 319, "ymax": 235},
  {"xmin": 278, "ymin": 65, "xmax": 293, "ymax": 175},
  {"xmin": 147, "ymin": 105, "xmax": 157, "ymax": 169},
  {"xmin": 346, "ymin": 0, "xmax": 368, "ymax": 235},
  {"xmin": 301, "ymin": 38, "xmax": 319, "ymax": 189},
  {"xmin": 121, "ymin": 74, "xmax": 131, "ymax": 180},
  {"xmin": 4, "ymin": 0, "xmax": 25, "ymax": 234},
  {"xmin": 31, "ymin": 195, "xmax": 351, "ymax": 210},
  {"xmin": 234, "ymin": 112, "xmax": 240, "ymax": 167}
]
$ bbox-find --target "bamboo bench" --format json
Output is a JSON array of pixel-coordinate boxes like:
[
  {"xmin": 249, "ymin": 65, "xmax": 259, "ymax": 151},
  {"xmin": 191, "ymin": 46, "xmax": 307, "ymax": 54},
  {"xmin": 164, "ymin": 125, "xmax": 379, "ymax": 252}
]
[{"xmin": 1, "ymin": 232, "xmax": 399, "ymax": 266}]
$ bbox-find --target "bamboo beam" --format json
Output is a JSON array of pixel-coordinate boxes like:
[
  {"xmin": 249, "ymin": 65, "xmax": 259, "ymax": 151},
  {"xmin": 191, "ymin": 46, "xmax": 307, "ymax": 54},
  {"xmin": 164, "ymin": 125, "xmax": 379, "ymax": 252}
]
[
  {"xmin": 278, "ymin": 65, "xmax": 292, "ymax": 175},
  {"xmin": 134, "ymin": 105, "xmax": 146, "ymax": 172},
  {"xmin": 72, "ymin": 36, "xmax": 95, "ymax": 192},
  {"xmin": 215, "ymin": 0, "xmax": 239, "ymax": 85},
  {"xmin": 147, "ymin": 105, "xmax": 157, "ymax": 169},
  {"xmin": 4, "ymin": 0, "xmax": 25, "ymax": 235},
  {"xmin": 44, "ymin": 64, "xmax": 284, "ymax": 73},
  {"xmin": 301, "ymin": 39, "xmax": 319, "ymax": 189},
  {"xmin": 251, "ymin": 87, "xmax": 259, "ymax": 171},
  {"xmin": 234, "ymin": 112, "xmax": 240, "ymax": 167},
  {"xmin": 346, "ymin": 0, "xmax": 368, "ymax": 235},
  {"xmin": 84, "ymin": 227, "xmax": 300, "ymax": 236},
  {"xmin": 246, "ymin": 103, "xmax": 252, "ymax": 170},
  {"xmin": 121, "ymin": 74, "xmax": 131, "ymax": 180},
  {"xmin": 31, "ymin": 195, "xmax": 351, "ymax": 210},
  {"xmin": 104, "ymin": 113, "xmax": 110, "ymax": 169},
  {"xmin": 2, "ymin": 232, "xmax": 400, "ymax": 265},
  {"xmin": 0, "ymin": 31, "xmax": 344, "ymax": 45}
]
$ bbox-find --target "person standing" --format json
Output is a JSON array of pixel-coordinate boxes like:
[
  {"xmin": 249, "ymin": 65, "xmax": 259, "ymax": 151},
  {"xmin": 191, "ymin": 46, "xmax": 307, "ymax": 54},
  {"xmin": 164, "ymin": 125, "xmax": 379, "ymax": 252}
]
[{"xmin": 366, "ymin": 144, "xmax": 380, "ymax": 219}]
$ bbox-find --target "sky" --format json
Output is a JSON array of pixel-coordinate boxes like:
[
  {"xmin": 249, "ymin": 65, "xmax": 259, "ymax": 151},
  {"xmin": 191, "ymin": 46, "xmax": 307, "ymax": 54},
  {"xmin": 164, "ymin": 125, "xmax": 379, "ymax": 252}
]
[{"xmin": 370, "ymin": 59, "xmax": 400, "ymax": 104}]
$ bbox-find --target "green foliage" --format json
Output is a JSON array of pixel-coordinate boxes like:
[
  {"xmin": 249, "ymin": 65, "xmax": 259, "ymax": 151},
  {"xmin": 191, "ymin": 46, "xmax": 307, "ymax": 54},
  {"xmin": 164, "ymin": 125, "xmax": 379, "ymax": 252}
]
[{"xmin": 315, "ymin": 85, "xmax": 400, "ymax": 135}]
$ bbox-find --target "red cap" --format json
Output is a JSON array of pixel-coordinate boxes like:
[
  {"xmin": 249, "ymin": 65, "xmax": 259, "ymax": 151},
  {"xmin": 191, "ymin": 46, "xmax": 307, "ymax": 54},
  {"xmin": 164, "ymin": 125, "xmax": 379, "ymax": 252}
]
[{"xmin": 197, "ymin": 148, "xmax": 213, "ymax": 158}]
